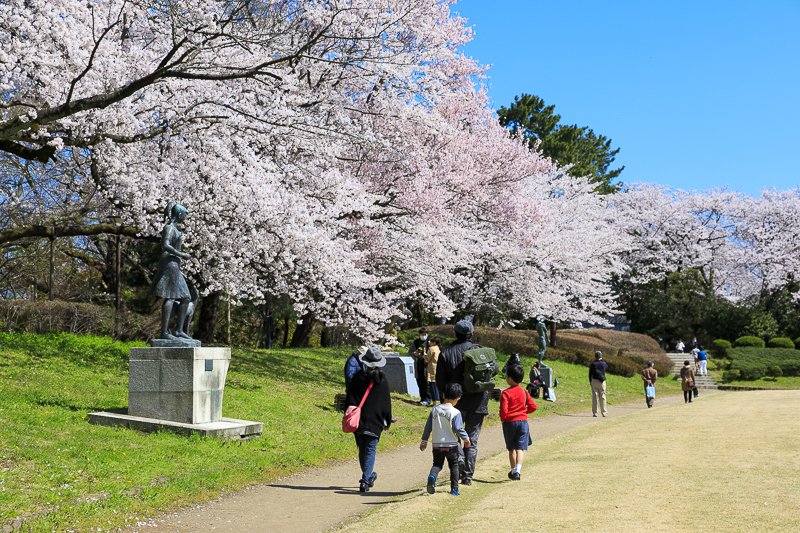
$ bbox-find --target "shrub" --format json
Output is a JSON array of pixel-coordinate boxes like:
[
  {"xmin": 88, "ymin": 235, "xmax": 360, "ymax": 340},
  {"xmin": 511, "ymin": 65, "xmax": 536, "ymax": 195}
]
[
  {"xmin": 0, "ymin": 300, "xmax": 154, "ymax": 340},
  {"xmin": 734, "ymin": 336, "xmax": 765, "ymax": 348},
  {"xmin": 722, "ymin": 369, "xmax": 741, "ymax": 382},
  {"xmin": 711, "ymin": 339, "xmax": 731, "ymax": 356},
  {"xmin": 766, "ymin": 365, "xmax": 783, "ymax": 377},
  {"xmin": 767, "ymin": 337, "xmax": 795, "ymax": 349},
  {"xmin": 795, "ymin": 337, "xmax": 800, "ymax": 349}
]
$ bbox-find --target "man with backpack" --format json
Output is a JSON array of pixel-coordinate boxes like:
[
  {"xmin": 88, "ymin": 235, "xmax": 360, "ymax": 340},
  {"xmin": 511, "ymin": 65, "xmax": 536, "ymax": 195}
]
[{"xmin": 435, "ymin": 319, "xmax": 497, "ymax": 485}]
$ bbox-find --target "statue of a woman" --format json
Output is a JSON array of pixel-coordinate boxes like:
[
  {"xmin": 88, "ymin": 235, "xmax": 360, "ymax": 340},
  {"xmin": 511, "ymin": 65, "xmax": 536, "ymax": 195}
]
[
  {"xmin": 152, "ymin": 202, "xmax": 194, "ymax": 340},
  {"xmin": 536, "ymin": 315, "xmax": 549, "ymax": 362}
]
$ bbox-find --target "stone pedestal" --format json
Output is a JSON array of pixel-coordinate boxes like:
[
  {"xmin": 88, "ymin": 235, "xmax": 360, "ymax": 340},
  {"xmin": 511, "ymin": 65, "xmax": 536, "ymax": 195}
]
[
  {"xmin": 88, "ymin": 346, "xmax": 262, "ymax": 438},
  {"xmin": 128, "ymin": 346, "xmax": 229, "ymax": 424},
  {"xmin": 383, "ymin": 352, "xmax": 420, "ymax": 397}
]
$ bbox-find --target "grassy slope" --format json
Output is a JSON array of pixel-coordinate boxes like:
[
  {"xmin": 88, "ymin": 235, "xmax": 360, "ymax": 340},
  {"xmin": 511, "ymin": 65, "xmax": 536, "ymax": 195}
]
[{"xmin": 0, "ymin": 333, "xmax": 680, "ymax": 530}]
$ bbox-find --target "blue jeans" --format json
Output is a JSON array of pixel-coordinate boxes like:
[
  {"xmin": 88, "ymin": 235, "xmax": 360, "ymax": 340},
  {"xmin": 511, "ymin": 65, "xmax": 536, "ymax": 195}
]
[{"xmin": 355, "ymin": 433, "xmax": 379, "ymax": 483}]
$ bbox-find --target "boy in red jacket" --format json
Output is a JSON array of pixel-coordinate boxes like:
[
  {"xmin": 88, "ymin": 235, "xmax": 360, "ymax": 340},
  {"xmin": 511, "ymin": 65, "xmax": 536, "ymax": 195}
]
[{"xmin": 499, "ymin": 364, "xmax": 537, "ymax": 480}]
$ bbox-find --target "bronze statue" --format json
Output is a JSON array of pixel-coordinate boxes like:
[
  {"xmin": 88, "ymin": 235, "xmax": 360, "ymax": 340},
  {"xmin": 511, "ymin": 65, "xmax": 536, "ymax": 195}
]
[
  {"xmin": 152, "ymin": 202, "xmax": 198, "ymax": 344},
  {"xmin": 536, "ymin": 315, "xmax": 548, "ymax": 362}
]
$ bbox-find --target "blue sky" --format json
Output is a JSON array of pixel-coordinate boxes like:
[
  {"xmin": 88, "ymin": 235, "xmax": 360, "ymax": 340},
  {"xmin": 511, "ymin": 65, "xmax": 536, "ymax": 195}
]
[{"xmin": 453, "ymin": 0, "xmax": 800, "ymax": 196}]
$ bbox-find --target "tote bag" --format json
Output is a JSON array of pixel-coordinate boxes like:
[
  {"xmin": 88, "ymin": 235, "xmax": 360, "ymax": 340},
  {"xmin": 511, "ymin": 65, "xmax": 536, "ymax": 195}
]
[
  {"xmin": 342, "ymin": 382, "xmax": 374, "ymax": 433},
  {"xmin": 645, "ymin": 384, "xmax": 656, "ymax": 399}
]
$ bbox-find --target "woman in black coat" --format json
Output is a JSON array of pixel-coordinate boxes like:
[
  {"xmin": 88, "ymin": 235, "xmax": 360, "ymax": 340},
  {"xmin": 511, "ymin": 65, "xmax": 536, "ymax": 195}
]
[{"xmin": 345, "ymin": 346, "xmax": 392, "ymax": 493}]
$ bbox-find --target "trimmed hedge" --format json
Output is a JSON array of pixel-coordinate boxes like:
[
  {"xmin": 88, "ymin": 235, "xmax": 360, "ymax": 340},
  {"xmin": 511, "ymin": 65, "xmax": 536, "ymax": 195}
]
[
  {"xmin": 724, "ymin": 347, "xmax": 800, "ymax": 381},
  {"xmin": 767, "ymin": 337, "xmax": 795, "ymax": 349},
  {"xmin": 424, "ymin": 325, "xmax": 671, "ymax": 378},
  {"xmin": 734, "ymin": 336, "xmax": 765, "ymax": 348},
  {"xmin": 712, "ymin": 339, "xmax": 731, "ymax": 356}
]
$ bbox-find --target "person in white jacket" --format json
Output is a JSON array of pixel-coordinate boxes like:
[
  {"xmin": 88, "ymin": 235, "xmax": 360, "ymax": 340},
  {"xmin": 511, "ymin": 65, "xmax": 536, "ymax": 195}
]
[{"xmin": 419, "ymin": 383, "xmax": 472, "ymax": 496}]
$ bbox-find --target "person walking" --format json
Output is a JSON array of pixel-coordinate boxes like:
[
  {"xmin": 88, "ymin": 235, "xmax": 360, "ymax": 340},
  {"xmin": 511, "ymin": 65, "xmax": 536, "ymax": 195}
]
[
  {"xmin": 697, "ymin": 346, "xmax": 709, "ymax": 376},
  {"xmin": 589, "ymin": 350, "xmax": 609, "ymax": 417},
  {"xmin": 410, "ymin": 328, "xmax": 432, "ymax": 406},
  {"xmin": 419, "ymin": 383, "xmax": 471, "ymax": 496},
  {"xmin": 345, "ymin": 347, "xmax": 392, "ymax": 493},
  {"xmin": 435, "ymin": 319, "xmax": 489, "ymax": 485},
  {"xmin": 499, "ymin": 365, "xmax": 537, "ymax": 480},
  {"xmin": 424, "ymin": 338, "xmax": 441, "ymax": 404},
  {"xmin": 680, "ymin": 360, "xmax": 696, "ymax": 404},
  {"xmin": 641, "ymin": 360, "xmax": 658, "ymax": 408}
]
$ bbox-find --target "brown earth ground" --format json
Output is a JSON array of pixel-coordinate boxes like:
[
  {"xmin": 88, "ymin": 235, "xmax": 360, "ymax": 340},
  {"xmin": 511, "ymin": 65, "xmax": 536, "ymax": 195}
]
[
  {"xmin": 132, "ymin": 393, "xmax": 688, "ymax": 532},
  {"xmin": 337, "ymin": 390, "xmax": 800, "ymax": 533}
]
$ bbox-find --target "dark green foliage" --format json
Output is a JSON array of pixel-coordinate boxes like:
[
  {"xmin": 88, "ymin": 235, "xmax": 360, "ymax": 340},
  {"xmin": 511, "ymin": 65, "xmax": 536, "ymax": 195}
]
[
  {"xmin": 497, "ymin": 94, "xmax": 623, "ymax": 194},
  {"xmin": 767, "ymin": 337, "xmax": 795, "ymax": 349},
  {"xmin": 722, "ymin": 369, "xmax": 741, "ymax": 381},
  {"xmin": 724, "ymin": 347, "xmax": 800, "ymax": 381},
  {"xmin": 712, "ymin": 339, "xmax": 732, "ymax": 356},
  {"xmin": 742, "ymin": 311, "xmax": 779, "ymax": 340},
  {"xmin": 734, "ymin": 336, "xmax": 766, "ymax": 348},
  {"xmin": 767, "ymin": 365, "xmax": 784, "ymax": 378},
  {"xmin": 795, "ymin": 337, "xmax": 800, "ymax": 349}
]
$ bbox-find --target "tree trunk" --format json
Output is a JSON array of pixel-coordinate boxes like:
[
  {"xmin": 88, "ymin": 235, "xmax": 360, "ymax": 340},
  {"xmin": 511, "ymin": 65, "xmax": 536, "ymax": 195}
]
[
  {"xmin": 48, "ymin": 237, "xmax": 55, "ymax": 301},
  {"xmin": 549, "ymin": 321, "xmax": 557, "ymax": 348},
  {"xmin": 290, "ymin": 312, "xmax": 315, "ymax": 347},
  {"xmin": 195, "ymin": 291, "xmax": 222, "ymax": 344},
  {"xmin": 282, "ymin": 316, "xmax": 290, "ymax": 347},
  {"xmin": 114, "ymin": 235, "xmax": 122, "ymax": 338}
]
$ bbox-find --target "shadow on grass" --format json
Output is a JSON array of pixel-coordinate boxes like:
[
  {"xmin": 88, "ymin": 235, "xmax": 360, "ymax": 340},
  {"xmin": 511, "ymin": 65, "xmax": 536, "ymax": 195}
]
[{"xmin": 230, "ymin": 348, "xmax": 345, "ymax": 387}]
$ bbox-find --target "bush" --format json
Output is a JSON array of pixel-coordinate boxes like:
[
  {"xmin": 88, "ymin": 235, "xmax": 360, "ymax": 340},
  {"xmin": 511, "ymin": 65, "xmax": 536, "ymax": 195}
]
[
  {"xmin": 0, "ymin": 300, "xmax": 154, "ymax": 340},
  {"xmin": 734, "ymin": 336, "xmax": 765, "ymax": 348},
  {"xmin": 722, "ymin": 369, "xmax": 741, "ymax": 382},
  {"xmin": 424, "ymin": 325, "xmax": 671, "ymax": 377},
  {"xmin": 767, "ymin": 337, "xmax": 795, "ymax": 349},
  {"xmin": 726, "ymin": 346, "xmax": 800, "ymax": 381},
  {"xmin": 795, "ymin": 337, "xmax": 800, "ymax": 349},
  {"xmin": 711, "ymin": 339, "xmax": 731, "ymax": 356},
  {"xmin": 766, "ymin": 365, "xmax": 783, "ymax": 378}
]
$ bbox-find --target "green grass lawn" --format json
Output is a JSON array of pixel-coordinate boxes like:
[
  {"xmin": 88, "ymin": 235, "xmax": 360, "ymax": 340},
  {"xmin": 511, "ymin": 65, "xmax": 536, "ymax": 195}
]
[{"xmin": 0, "ymin": 333, "xmax": 681, "ymax": 530}]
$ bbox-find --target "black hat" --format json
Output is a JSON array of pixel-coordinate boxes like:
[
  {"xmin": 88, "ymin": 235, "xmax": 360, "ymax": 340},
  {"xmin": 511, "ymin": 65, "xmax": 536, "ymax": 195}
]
[{"xmin": 359, "ymin": 346, "xmax": 386, "ymax": 368}]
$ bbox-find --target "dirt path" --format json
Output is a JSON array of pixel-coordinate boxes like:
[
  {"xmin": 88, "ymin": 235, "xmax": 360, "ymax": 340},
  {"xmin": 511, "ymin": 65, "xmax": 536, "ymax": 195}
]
[
  {"xmin": 337, "ymin": 390, "xmax": 800, "ymax": 533},
  {"xmin": 132, "ymin": 393, "xmax": 686, "ymax": 532}
]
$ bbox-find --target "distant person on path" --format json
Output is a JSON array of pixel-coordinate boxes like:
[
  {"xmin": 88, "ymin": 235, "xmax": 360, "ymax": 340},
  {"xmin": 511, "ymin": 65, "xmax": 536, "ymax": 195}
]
[
  {"xmin": 435, "ymin": 319, "xmax": 487, "ymax": 485},
  {"xmin": 419, "ymin": 383, "xmax": 471, "ymax": 496},
  {"xmin": 680, "ymin": 360, "xmax": 696, "ymax": 404},
  {"xmin": 345, "ymin": 347, "xmax": 392, "ymax": 493},
  {"xmin": 343, "ymin": 350, "xmax": 363, "ymax": 388},
  {"xmin": 641, "ymin": 360, "xmax": 658, "ymax": 408},
  {"xmin": 499, "ymin": 365, "xmax": 537, "ymax": 480},
  {"xmin": 424, "ymin": 338, "xmax": 441, "ymax": 404},
  {"xmin": 675, "ymin": 339, "xmax": 685, "ymax": 353},
  {"xmin": 527, "ymin": 361, "xmax": 542, "ymax": 399},
  {"xmin": 697, "ymin": 346, "xmax": 709, "ymax": 376},
  {"xmin": 410, "ymin": 328, "xmax": 432, "ymax": 406},
  {"xmin": 589, "ymin": 350, "xmax": 609, "ymax": 417},
  {"xmin": 691, "ymin": 346, "xmax": 700, "ymax": 372}
]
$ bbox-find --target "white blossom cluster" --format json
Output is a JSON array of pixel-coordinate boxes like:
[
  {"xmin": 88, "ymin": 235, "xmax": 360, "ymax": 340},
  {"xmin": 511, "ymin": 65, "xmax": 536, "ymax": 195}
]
[{"xmin": 0, "ymin": 1, "xmax": 647, "ymax": 338}]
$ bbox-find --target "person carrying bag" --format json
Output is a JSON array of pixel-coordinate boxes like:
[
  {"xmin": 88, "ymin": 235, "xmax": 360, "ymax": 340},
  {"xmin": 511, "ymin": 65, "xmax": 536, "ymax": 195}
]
[{"xmin": 344, "ymin": 346, "xmax": 392, "ymax": 492}]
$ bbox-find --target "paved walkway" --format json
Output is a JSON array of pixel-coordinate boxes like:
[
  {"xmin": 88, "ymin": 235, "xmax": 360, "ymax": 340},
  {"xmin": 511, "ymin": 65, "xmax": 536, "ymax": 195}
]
[{"xmin": 132, "ymin": 393, "xmax": 686, "ymax": 532}]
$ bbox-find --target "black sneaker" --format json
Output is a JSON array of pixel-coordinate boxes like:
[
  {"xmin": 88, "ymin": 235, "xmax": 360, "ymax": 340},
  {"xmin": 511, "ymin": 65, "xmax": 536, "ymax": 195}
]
[
  {"xmin": 368, "ymin": 472, "xmax": 378, "ymax": 487},
  {"xmin": 359, "ymin": 481, "xmax": 369, "ymax": 493},
  {"xmin": 508, "ymin": 470, "xmax": 515, "ymax": 480},
  {"xmin": 461, "ymin": 477, "xmax": 472, "ymax": 486},
  {"xmin": 511, "ymin": 471, "xmax": 521, "ymax": 481}
]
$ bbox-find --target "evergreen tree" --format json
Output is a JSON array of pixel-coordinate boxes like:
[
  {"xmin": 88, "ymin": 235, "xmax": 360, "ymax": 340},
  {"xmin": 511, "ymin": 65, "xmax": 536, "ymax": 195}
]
[{"xmin": 498, "ymin": 94, "xmax": 623, "ymax": 193}]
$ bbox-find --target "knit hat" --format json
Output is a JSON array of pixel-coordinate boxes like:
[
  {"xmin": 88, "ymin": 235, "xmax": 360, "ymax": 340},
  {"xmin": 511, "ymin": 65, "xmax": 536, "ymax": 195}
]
[
  {"xmin": 359, "ymin": 346, "xmax": 386, "ymax": 368},
  {"xmin": 453, "ymin": 319, "xmax": 474, "ymax": 335}
]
